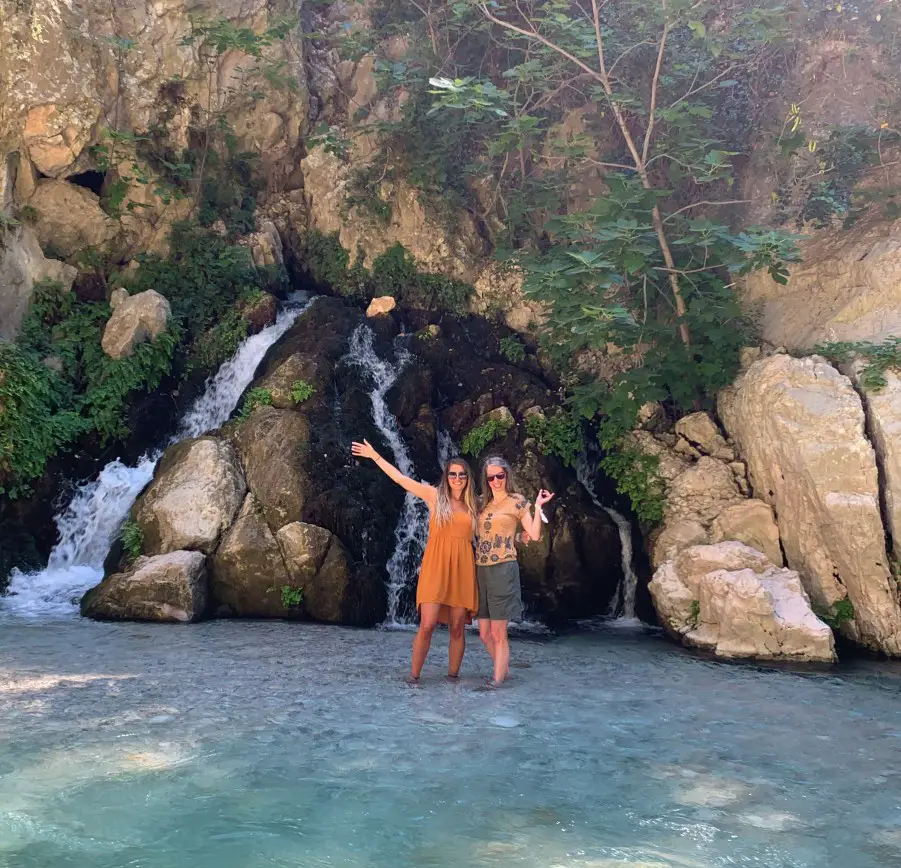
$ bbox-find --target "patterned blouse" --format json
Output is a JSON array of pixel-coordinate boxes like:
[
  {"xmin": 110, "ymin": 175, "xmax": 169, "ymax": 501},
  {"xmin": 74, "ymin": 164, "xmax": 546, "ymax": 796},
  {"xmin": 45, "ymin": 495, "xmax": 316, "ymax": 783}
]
[{"xmin": 476, "ymin": 496, "xmax": 531, "ymax": 566}]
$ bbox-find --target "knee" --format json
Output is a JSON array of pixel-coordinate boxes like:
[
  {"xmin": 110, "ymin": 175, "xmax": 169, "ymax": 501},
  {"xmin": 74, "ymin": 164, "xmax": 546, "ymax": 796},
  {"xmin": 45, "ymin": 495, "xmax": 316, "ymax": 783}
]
[
  {"xmin": 449, "ymin": 621, "xmax": 465, "ymax": 641},
  {"xmin": 418, "ymin": 621, "xmax": 438, "ymax": 638},
  {"xmin": 490, "ymin": 624, "xmax": 508, "ymax": 645}
]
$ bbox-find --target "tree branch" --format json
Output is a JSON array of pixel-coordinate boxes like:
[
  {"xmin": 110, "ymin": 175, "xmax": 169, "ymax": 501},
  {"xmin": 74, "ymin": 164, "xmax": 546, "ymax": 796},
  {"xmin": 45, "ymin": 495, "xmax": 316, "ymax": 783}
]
[{"xmin": 663, "ymin": 199, "xmax": 751, "ymax": 222}]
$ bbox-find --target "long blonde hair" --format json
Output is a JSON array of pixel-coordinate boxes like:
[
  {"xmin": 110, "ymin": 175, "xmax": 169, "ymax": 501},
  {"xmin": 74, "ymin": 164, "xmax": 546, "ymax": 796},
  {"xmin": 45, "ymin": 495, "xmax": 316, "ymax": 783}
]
[{"xmin": 434, "ymin": 457, "xmax": 478, "ymax": 527}]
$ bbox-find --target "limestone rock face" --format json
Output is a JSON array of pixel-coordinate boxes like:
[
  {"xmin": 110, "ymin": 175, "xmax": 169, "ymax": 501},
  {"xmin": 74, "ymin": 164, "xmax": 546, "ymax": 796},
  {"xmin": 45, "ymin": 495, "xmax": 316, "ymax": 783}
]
[
  {"xmin": 649, "ymin": 542, "xmax": 835, "ymax": 662},
  {"xmin": 101, "ymin": 290, "xmax": 171, "ymax": 359},
  {"xmin": 720, "ymin": 354, "xmax": 901, "ymax": 655},
  {"xmin": 710, "ymin": 500, "xmax": 783, "ymax": 567},
  {"xmin": 665, "ymin": 457, "xmax": 742, "ymax": 526},
  {"xmin": 852, "ymin": 365, "xmax": 901, "ymax": 561},
  {"xmin": 652, "ymin": 519, "xmax": 709, "ymax": 570},
  {"xmin": 81, "ymin": 550, "xmax": 208, "ymax": 623},
  {"xmin": 209, "ymin": 494, "xmax": 293, "ymax": 619},
  {"xmin": 29, "ymin": 180, "xmax": 116, "ymax": 259},
  {"xmin": 742, "ymin": 223, "xmax": 901, "ymax": 351},
  {"xmin": 675, "ymin": 412, "xmax": 734, "ymax": 461},
  {"xmin": 135, "ymin": 438, "xmax": 246, "ymax": 556},
  {"xmin": 366, "ymin": 296, "xmax": 396, "ymax": 317},
  {"xmin": 234, "ymin": 407, "xmax": 312, "ymax": 531},
  {"xmin": 0, "ymin": 224, "xmax": 77, "ymax": 340}
]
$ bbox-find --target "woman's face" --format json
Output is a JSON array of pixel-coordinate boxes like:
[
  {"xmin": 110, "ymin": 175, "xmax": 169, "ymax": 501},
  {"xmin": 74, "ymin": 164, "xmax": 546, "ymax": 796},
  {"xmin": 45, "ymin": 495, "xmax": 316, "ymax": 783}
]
[
  {"xmin": 486, "ymin": 464, "xmax": 508, "ymax": 497},
  {"xmin": 446, "ymin": 462, "xmax": 469, "ymax": 494}
]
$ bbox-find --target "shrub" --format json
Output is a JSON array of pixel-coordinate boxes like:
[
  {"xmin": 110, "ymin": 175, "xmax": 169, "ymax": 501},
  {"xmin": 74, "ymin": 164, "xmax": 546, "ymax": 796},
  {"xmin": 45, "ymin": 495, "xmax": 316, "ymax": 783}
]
[
  {"xmin": 121, "ymin": 519, "xmax": 144, "ymax": 563},
  {"xmin": 460, "ymin": 417, "xmax": 513, "ymax": 457},
  {"xmin": 525, "ymin": 411, "xmax": 582, "ymax": 468},
  {"xmin": 290, "ymin": 380, "xmax": 315, "ymax": 405},
  {"xmin": 238, "ymin": 387, "xmax": 273, "ymax": 421}
]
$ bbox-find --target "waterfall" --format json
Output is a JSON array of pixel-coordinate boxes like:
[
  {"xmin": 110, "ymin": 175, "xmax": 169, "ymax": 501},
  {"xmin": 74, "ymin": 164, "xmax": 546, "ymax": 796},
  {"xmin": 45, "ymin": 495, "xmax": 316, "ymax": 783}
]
[
  {"xmin": 575, "ymin": 453, "xmax": 640, "ymax": 622},
  {"xmin": 344, "ymin": 324, "xmax": 430, "ymax": 626},
  {"xmin": 1, "ymin": 293, "xmax": 312, "ymax": 618}
]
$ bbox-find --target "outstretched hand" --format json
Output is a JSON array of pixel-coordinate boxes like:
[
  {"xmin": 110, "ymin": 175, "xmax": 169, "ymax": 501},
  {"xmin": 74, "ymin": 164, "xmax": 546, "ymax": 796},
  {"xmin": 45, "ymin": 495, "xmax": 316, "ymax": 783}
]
[
  {"xmin": 351, "ymin": 439, "xmax": 380, "ymax": 461},
  {"xmin": 536, "ymin": 489, "xmax": 555, "ymax": 508}
]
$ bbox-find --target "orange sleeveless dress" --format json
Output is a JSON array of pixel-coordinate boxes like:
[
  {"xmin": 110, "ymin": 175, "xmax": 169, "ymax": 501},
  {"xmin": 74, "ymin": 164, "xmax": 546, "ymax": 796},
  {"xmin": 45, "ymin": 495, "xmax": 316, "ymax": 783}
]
[{"xmin": 416, "ymin": 508, "xmax": 478, "ymax": 623}]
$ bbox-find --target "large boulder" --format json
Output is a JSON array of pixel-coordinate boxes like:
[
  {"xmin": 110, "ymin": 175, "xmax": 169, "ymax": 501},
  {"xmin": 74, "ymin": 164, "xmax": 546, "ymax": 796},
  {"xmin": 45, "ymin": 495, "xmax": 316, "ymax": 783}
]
[
  {"xmin": 28, "ymin": 180, "xmax": 117, "ymax": 259},
  {"xmin": 234, "ymin": 406, "xmax": 312, "ymax": 531},
  {"xmin": 649, "ymin": 542, "xmax": 835, "ymax": 662},
  {"xmin": 209, "ymin": 493, "xmax": 294, "ymax": 619},
  {"xmin": 135, "ymin": 437, "xmax": 246, "ymax": 555},
  {"xmin": 664, "ymin": 457, "xmax": 743, "ymax": 526},
  {"xmin": 720, "ymin": 354, "xmax": 901, "ymax": 655},
  {"xmin": 276, "ymin": 521, "xmax": 377, "ymax": 625},
  {"xmin": 101, "ymin": 289, "xmax": 171, "ymax": 359},
  {"xmin": 710, "ymin": 500, "xmax": 783, "ymax": 567},
  {"xmin": 81, "ymin": 550, "xmax": 208, "ymax": 623},
  {"xmin": 0, "ymin": 224, "xmax": 77, "ymax": 340},
  {"xmin": 852, "ymin": 364, "xmax": 901, "ymax": 561}
]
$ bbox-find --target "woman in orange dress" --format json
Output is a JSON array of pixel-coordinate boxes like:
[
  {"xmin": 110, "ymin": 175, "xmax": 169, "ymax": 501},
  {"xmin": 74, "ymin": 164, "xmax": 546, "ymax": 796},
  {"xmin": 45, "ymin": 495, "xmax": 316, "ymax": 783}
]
[{"xmin": 351, "ymin": 439, "xmax": 478, "ymax": 686}]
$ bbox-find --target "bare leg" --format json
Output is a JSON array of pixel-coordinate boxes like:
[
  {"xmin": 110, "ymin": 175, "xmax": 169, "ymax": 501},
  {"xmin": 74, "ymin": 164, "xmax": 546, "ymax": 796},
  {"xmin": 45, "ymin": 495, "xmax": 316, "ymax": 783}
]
[
  {"xmin": 411, "ymin": 603, "xmax": 440, "ymax": 680},
  {"xmin": 447, "ymin": 607, "xmax": 467, "ymax": 677},
  {"xmin": 490, "ymin": 620, "xmax": 510, "ymax": 685},
  {"xmin": 479, "ymin": 618, "xmax": 496, "ymax": 668}
]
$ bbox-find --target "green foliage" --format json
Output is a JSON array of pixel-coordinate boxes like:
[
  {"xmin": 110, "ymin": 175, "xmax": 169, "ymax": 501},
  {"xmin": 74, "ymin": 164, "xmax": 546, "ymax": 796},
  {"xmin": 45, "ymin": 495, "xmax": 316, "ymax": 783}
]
[
  {"xmin": 281, "ymin": 585, "xmax": 304, "ymax": 609},
  {"xmin": 296, "ymin": 232, "xmax": 473, "ymax": 311},
  {"xmin": 813, "ymin": 337, "xmax": 901, "ymax": 392},
  {"xmin": 370, "ymin": 244, "xmax": 473, "ymax": 310},
  {"xmin": 689, "ymin": 599, "xmax": 701, "ymax": 629},
  {"xmin": 499, "ymin": 335, "xmax": 526, "ymax": 363},
  {"xmin": 129, "ymin": 224, "xmax": 263, "ymax": 342},
  {"xmin": 0, "ymin": 341, "xmax": 85, "ymax": 498},
  {"xmin": 525, "ymin": 411, "xmax": 583, "ymax": 468},
  {"xmin": 816, "ymin": 598, "xmax": 856, "ymax": 629},
  {"xmin": 460, "ymin": 417, "xmax": 514, "ymax": 457},
  {"xmin": 121, "ymin": 519, "xmax": 144, "ymax": 563},
  {"xmin": 290, "ymin": 380, "xmax": 314, "ymax": 405},
  {"xmin": 187, "ymin": 309, "xmax": 249, "ymax": 375},
  {"xmin": 238, "ymin": 387, "xmax": 273, "ymax": 421},
  {"xmin": 598, "ymin": 441, "xmax": 666, "ymax": 525},
  {"xmin": 18, "ymin": 205, "xmax": 39, "ymax": 224},
  {"xmin": 17, "ymin": 278, "xmax": 178, "ymax": 445}
]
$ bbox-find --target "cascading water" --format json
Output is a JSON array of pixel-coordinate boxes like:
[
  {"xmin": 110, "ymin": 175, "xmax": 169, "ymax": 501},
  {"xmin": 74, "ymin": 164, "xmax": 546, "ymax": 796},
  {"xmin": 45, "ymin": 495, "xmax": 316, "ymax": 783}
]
[
  {"xmin": 1, "ymin": 293, "xmax": 312, "ymax": 618},
  {"xmin": 575, "ymin": 453, "xmax": 640, "ymax": 622},
  {"xmin": 344, "ymin": 325, "xmax": 429, "ymax": 627}
]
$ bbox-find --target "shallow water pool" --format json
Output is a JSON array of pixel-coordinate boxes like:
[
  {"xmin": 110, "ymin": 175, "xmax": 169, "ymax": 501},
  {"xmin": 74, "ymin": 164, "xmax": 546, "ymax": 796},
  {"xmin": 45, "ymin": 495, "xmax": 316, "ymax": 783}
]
[{"xmin": 1, "ymin": 621, "xmax": 900, "ymax": 867}]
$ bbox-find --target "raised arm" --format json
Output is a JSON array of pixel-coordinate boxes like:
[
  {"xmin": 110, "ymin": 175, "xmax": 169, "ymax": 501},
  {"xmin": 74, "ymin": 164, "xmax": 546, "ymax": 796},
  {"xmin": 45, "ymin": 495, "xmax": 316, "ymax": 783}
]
[
  {"xmin": 351, "ymin": 439, "xmax": 435, "ymax": 503},
  {"xmin": 520, "ymin": 488, "xmax": 555, "ymax": 541}
]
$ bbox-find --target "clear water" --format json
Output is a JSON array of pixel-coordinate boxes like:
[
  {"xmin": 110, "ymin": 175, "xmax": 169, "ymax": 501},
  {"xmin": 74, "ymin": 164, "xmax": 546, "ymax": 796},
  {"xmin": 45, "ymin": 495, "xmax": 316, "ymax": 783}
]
[
  {"xmin": 1, "ymin": 294, "xmax": 312, "ymax": 618},
  {"xmin": 2, "ymin": 621, "xmax": 900, "ymax": 868},
  {"xmin": 344, "ymin": 325, "xmax": 430, "ymax": 626}
]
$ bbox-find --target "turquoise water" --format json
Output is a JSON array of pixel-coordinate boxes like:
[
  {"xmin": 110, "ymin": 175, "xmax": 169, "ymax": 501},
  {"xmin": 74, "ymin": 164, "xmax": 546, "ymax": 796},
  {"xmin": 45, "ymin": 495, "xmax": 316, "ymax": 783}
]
[{"xmin": 1, "ymin": 621, "xmax": 900, "ymax": 867}]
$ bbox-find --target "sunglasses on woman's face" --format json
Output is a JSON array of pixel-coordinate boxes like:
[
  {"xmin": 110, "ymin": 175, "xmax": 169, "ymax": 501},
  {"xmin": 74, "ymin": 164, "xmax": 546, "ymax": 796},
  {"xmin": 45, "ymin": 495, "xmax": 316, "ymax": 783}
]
[
  {"xmin": 487, "ymin": 472, "xmax": 507, "ymax": 483},
  {"xmin": 447, "ymin": 471, "xmax": 468, "ymax": 480}
]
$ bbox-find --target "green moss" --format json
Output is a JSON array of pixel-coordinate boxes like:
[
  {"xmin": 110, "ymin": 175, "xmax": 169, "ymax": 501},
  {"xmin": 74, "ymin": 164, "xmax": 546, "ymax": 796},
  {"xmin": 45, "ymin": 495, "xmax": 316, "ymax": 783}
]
[{"xmin": 525, "ymin": 411, "xmax": 583, "ymax": 468}]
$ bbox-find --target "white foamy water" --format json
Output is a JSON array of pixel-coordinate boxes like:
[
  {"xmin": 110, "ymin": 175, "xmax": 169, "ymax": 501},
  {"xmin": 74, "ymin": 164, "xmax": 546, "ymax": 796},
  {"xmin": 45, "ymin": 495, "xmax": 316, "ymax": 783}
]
[
  {"xmin": 1, "ymin": 293, "xmax": 312, "ymax": 619},
  {"xmin": 576, "ymin": 452, "xmax": 640, "ymax": 621},
  {"xmin": 345, "ymin": 325, "xmax": 430, "ymax": 626}
]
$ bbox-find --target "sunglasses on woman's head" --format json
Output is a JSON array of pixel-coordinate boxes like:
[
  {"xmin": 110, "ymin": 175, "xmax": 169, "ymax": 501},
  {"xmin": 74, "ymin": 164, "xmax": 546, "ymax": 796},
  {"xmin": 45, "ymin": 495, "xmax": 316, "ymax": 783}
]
[
  {"xmin": 487, "ymin": 472, "xmax": 507, "ymax": 482},
  {"xmin": 447, "ymin": 471, "xmax": 468, "ymax": 480}
]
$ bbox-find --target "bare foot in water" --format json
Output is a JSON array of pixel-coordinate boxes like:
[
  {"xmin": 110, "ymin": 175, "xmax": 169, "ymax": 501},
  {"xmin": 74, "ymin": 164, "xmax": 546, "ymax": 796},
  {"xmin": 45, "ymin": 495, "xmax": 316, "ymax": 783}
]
[{"xmin": 405, "ymin": 675, "xmax": 422, "ymax": 688}]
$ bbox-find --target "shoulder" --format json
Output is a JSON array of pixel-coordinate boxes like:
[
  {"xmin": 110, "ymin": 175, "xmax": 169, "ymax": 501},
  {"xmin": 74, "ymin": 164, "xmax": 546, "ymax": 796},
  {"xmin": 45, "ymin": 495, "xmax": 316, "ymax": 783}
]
[{"xmin": 513, "ymin": 496, "xmax": 530, "ymax": 515}]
